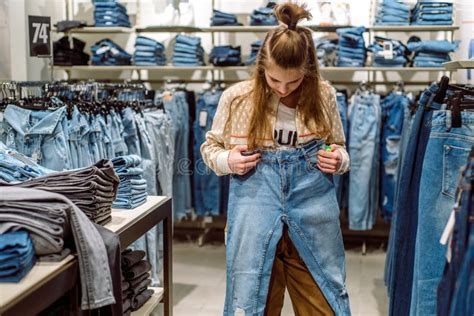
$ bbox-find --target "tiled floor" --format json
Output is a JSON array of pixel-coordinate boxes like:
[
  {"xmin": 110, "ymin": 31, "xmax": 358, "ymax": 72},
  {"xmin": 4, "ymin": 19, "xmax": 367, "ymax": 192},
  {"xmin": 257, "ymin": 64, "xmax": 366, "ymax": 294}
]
[{"xmin": 154, "ymin": 242, "xmax": 388, "ymax": 316}]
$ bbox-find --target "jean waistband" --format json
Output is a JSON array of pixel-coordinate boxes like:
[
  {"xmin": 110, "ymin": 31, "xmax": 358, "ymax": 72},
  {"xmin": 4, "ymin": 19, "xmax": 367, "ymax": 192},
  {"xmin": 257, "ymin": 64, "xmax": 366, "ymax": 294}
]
[
  {"xmin": 259, "ymin": 139, "xmax": 325, "ymax": 163},
  {"xmin": 430, "ymin": 110, "xmax": 474, "ymax": 128}
]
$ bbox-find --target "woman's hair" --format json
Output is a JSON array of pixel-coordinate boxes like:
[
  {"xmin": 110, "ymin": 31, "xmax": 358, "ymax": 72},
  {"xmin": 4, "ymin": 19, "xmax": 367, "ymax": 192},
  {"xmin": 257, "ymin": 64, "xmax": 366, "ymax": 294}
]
[{"xmin": 230, "ymin": 2, "xmax": 332, "ymax": 149}]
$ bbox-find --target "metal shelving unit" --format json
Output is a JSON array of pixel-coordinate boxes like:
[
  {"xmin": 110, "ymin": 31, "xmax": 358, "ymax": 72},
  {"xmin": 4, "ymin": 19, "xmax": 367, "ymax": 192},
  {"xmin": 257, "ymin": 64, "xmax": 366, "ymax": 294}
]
[{"xmin": 443, "ymin": 60, "xmax": 474, "ymax": 70}]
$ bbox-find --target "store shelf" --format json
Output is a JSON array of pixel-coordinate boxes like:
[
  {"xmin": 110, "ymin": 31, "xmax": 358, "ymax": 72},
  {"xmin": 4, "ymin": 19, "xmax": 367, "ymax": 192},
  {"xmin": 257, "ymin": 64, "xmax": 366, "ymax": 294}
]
[
  {"xmin": 443, "ymin": 60, "xmax": 474, "ymax": 70},
  {"xmin": 135, "ymin": 25, "xmax": 351, "ymax": 33},
  {"xmin": 53, "ymin": 26, "xmax": 133, "ymax": 33},
  {"xmin": 0, "ymin": 255, "xmax": 77, "ymax": 316},
  {"xmin": 368, "ymin": 25, "xmax": 459, "ymax": 32},
  {"xmin": 130, "ymin": 287, "xmax": 164, "ymax": 316}
]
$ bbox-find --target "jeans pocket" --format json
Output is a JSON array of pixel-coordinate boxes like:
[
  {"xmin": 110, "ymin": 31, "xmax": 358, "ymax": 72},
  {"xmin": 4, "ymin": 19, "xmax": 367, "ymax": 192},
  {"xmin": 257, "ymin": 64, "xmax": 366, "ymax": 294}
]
[{"xmin": 442, "ymin": 144, "xmax": 470, "ymax": 198}]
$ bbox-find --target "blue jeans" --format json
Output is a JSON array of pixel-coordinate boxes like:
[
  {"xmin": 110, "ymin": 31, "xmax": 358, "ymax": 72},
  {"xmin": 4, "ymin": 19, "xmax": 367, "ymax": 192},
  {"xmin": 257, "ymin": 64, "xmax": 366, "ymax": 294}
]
[
  {"xmin": 135, "ymin": 36, "xmax": 164, "ymax": 49},
  {"xmin": 410, "ymin": 110, "xmax": 474, "ymax": 316},
  {"xmin": 348, "ymin": 94, "xmax": 381, "ymax": 230},
  {"xmin": 193, "ymin": 90, "xmax": 223, "ymax": 216},
  {"xmin": 407, "ymin": 40, "xmax": 459, "ymax": 54},
  {"xmin": 380, "ymin": 93, "xmax": 407, "ymax": 221},
  {"xmin": 175, "ymin": 34, "xmax": 201, "ymax": 47},
  {"xmin": 388, "ymin": 83, "xmax": 440, "ymax": 316},
  {"xmin": 0, "ymin": 147, "xmax": 51, "ymax": 182},
  {"xmin": 334, "ymin": 93, "xmax": 348, "ymax": 208},
  {"xmin": 225, "ymin": 139, "xmax": 350, "ymax": 315}
]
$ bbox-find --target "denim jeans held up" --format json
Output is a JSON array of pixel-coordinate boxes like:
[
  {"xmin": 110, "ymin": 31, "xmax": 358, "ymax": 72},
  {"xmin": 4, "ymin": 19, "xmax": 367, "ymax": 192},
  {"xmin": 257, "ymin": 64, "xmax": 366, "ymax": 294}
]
[{"xmin": 225, "ymin": 140, "xmax": 350, "ymax": 316}]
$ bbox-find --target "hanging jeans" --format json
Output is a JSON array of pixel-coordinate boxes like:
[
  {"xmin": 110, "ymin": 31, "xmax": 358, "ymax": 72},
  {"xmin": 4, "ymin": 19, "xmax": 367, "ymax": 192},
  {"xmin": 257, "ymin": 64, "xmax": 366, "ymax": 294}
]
[
  {"xmin": 388, "ymin": 83, "xmax": 440, "ymax": 316},
  {"xmin": 225, "ymin": 139, "xmax": 350, "ymax": 316},
  {"xmin": 410, "ymin": 110, "xmax": 474, "ymax": 315},
  {"xmin": 348, "ymin": 94, "xmax": 381, "ymax": 230}
]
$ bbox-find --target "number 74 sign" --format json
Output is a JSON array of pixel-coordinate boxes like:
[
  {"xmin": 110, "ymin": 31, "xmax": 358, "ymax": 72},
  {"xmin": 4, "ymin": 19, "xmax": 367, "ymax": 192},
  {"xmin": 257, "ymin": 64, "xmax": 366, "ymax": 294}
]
[{"xmin": 28, "ymin": 16, "xmax": 51, "ymax": 56}]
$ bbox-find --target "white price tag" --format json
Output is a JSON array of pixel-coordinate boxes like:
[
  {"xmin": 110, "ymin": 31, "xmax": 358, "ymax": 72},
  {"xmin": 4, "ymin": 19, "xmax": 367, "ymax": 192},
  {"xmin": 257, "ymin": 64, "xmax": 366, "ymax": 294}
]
[
  {"xmin": 96, "ymin": 46, "xmax": 110, "ymax": 55},
  {"xmin": 203, "ymin": 216, "xmax": 213, "ymax": 224},
  {"xmin": 110, "ymin": 47, "xmax": 120, "ymax": 55},
  {"xmin": 382, "ymin": 42, "xmax": 394, "ymax": 60},
  {"xmin": 31, "ymin": 152, "xmax": 39, "ymax": 163},
  {"xmin": 199, "ymin": 110, "xmax": 208, "ymax": 127},
  {"xmin": 440, "ymin": 209, "xmax": 455, "ymax": 246}
]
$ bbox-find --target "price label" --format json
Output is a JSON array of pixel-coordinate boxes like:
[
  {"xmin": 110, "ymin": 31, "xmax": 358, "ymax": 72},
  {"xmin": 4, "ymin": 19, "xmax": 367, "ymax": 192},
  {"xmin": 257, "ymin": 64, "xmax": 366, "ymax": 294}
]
[
  {"xmin": 28, "ymin": 16, "xmax": 51, "ymax": 57},
  {"xmin": 199, "ymin": 110, "xmax": 208, "ymax": 127}
]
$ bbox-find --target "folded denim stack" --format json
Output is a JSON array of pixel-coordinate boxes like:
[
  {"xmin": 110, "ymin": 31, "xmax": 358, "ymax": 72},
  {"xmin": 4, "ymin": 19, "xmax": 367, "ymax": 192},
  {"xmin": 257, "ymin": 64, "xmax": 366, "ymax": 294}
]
[
  {"xmin": 91, "ymin": 38, "xmax": 132, "ymax": 66},
  {"xmin": 0, "ymin": 187, "xmax": 115, "ymax": 309},
  {"xmin": 112, "ymin": 155, "xmax": 148, "ymax": 209},
  {"xmin": 0, "ymin": 145, "xmax": 51, "ymax": 182},
  {"xmin": 53, "ymin": 36, "xmax": 90, "ymax": 66},
  {"xmin": 209, "ymin": 45, "xmax": 241, "ymax": 66},
  {"xmin": 121, "ymin": 249, "xmax": 153, "ymax": 315},
  {"xmin": 210, "ymin": 9, "xmax": 242, "ymax": 26},
  {"xmin": 315, "ymin": 38, "xmax": 338, "ymax": 67},
  {"xmin": 1, "ymin": 160, "xmax": 120, "ymax": 225},
  {"xmin": 94, "ymin": 0, "xmax": 131, "ymax": 27},
  {"xmin": 407, "ymin": 38, "xmax": 459, "ymax": 67},
  {"xmin": 245, "ymin": 40, "xmax": 263, "ymax": 65},
  {"xmin": 374, "ymin": 0, "xmax": 411, "ymax": 25},
  {"xmin": 368, "ymin": 36, "xmax": 409, "ymax": 67},
  {"xmin": 134, "ymin": 36, "xmax": 166, "ymax": 66},
  {"xmin": 0, "ymin": 231, "xmax": 36, "ymax": 283},
  {"xmin": 411, "ymin": 1, "xmax": 453, "ymax": 25},
  {"xmin": 172, "ymin": 35, "xmax": 205, "ymax": 66},
  {"xmin": 250, "ymin": 2, "xmax": 278, "ymax": 26},
  {"xmin": 336, "ymin": 26, "xmax": 367, "ymax": 67}
]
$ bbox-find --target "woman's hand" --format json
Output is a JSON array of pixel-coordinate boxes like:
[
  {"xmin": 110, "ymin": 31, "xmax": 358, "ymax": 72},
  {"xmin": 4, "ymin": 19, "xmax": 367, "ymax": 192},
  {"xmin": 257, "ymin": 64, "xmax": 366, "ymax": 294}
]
[
  {"xmin": 317, "ymin": 144, "xmax": 341, "ymax": 174},
  {"xmin": 228, "ymin": 146, "xmax": 261, "ymax": 175}
]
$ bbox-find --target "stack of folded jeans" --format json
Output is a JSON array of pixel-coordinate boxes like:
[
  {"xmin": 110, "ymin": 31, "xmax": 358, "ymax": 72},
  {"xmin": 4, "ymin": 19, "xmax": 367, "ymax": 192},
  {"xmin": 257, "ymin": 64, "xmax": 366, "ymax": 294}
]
[
  {"xmin": 368, "ymin": 36, "xmax": 409, "ymax": 67},
  {"xmin": 94, "ymin": 0, "xmax": 131, "ymax": 27},
  {"xmin": 53, "ymin": 36, "xmax": 90, "ymax": 66},
  {"xmin": 112, "ymin": 155, "xmax": 148, "ymax": 209},
  {"xmin": 0, "ymin": 231, "xmax": 36, "ymax": 283},
  {"xmin": 245, "ymin": 40, "xmax": 263, "ymax": 65},
  {"xmin": 336, "ymin": 26, "xmax": 366, "ymax": 67},
  {"xmin": 411, "ymin": 1, "xmax": 453, "ymax": 25},
  {"xmin": 121, "ymin": 249, "xmax": 153, "ymax": 314},
  {"xmin": 1, "ymin": 160, "xmax": 120, "ymax": 225},
  {"xmin": 91, "ymin": 39, "xmax": 132, "ymax": 66},
  {"xmin": 134, "ymin": 36, "xmax": 166, "ymax": 66},
  {"xmin": 407, "ymin": 38, "xmax": 459, "ymax": 67},
  {"xmin": 0, "ymin": 187, "xmax": 115, "ymax": 309},
  {"xmin": 210, "ymin": 9, "xmax": 242, "ymax": 26},
  {"xmin": 250, "ymin": 2, "xmax": 278, "ymax": 26},
  {"xmin": 0, "ymin": 144, "xmax": 51, "ymax": 182},
  {"xmin": 315, "ymin": 37, "xmax": 338, "ymax": 67},
  {"xmin": 209, "ymin": 45, "xmax": 241, "ymax": 66},
  {"xmin": 374, "ymin": 0, "xmax": 411, "ymax": 25},
  {"xmin": 172, "ymin": 35, "xmax": 205, "ymax": 66}
]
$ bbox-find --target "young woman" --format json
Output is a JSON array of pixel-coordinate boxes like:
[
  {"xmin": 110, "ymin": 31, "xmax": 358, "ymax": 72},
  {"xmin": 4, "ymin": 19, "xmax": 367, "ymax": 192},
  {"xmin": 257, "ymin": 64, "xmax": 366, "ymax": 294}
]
[{"xmin": 201, "ymin": 2, "xmax": 351, "ymax": 315}]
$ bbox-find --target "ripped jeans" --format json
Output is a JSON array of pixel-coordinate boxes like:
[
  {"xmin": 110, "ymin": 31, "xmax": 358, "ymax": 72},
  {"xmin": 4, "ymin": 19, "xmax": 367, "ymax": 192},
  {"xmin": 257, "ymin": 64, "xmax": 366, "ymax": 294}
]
[{"xmin": 224, "ymin": 139, "xmax": 350, "ymax": 316}]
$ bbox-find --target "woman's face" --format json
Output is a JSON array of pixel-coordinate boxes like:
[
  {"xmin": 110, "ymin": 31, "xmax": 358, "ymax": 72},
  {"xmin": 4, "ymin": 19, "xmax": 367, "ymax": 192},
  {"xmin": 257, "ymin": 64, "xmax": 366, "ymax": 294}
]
[{"xmin": 264, "ymin": 60, "xmax": 305, "ymax": 98}]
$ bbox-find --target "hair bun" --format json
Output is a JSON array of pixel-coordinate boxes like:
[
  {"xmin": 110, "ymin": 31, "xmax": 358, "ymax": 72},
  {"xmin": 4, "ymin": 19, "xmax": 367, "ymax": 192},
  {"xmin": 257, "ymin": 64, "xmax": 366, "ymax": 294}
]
[{"xmin": 274, "ymin": 2, "xmax": 312, "ymax": 31}]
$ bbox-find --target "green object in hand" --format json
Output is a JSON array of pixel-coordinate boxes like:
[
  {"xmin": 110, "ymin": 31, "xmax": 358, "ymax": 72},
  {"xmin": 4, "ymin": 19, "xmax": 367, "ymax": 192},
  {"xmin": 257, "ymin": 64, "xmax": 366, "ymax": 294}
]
[{"xmin": 324, "ymin": 145, "xmax": 332, "ymax": 152}]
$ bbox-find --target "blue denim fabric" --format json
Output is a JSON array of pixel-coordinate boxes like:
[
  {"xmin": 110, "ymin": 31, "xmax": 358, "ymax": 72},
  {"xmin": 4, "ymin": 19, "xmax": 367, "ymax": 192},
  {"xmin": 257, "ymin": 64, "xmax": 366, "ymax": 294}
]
[
  {"xmin": 211, "ymin": 9, "xmax": 241, "ymax": 26},
  {"xmin": 209, "ymin": 46, "xmax": 241, "ymax": 66},
  {"xmin": 163, "ymin": 91, "xmax": 192, "ymax": 219},
  {"xmin": 0, "ymin": 231, "xmax": 36, "ymax": 283},
  {"xmin": 411, "ymin": 1, "xmax": 453, "ymax": 25},
  {"xmin": 436, "ymin": 153, "xmax": 473, "ymax": 315},
  {"xmin": 172, "ymin": 35, "xmax": 204, "ymax": 66},
  {"xmin": 109, "ymin": 110, "xmax": 128, "ymax": 157},
  {"xmin": 176, "ymin": 34, "xmax": 201, "ymax": 46},
  {"xmin": 380, "ymin": 92, "xmax": 407, "ymax": 221},
  {"xmin": 3, "ymin": 104, "xmax": 71, "ymax": 171},
  {"xmin": 193, "ymin": 90, "xmax": 223, "ymax": 216},
  {"xmin": 250, "ymin": 5, "xmax": 278, "ymax": 26},
  {"xmin": 336, "ymin": 27, "xmax": 366, "ymax": 67},
  {"xmin": 91, "ymin": 39, "xmax": 131, "ymax": 65},
  {"xmin": 94, "ymin": 1, "xmax": 130, "ymax": 27},
  {"xmin": 369, "ymin": 37, "xmax": 408, "ymax": 67},
  {"xmin": 407, "ymin": 40, "xmax": 459, "ymax": 54},
  {"xmin": 0, "ymin": 146, "xmax": 52, "ymax": 182},
  {"xmin": 134, "ymin": 37, "xmax": 166, "ymax": 66},
  {"xmin": 111, "ymin": 155, "xmax": 141, "ymax": 168},
  {"xmin": 410, "ymin": 110, "xmax": 474, "ymax": 316},
  {"xmin": 348, "ymin": 93, "xmax": 382, "ymax": 230},
  {"xmin": 315, "ymin": 39, "xmax": 338, "ymax": 67},
  {"xmin": 245, "ymin": 40, "xmax": 263, "ymax": 65},
  {"xmin": 334, "ymin": 93, "xmax": 348, "ymax": 207},
  {"xmin": 387, "ymin": 83, "xmax": 440, "ymax": 316},
  {"xmin": 224, "ymin": 139, "xmax": 350, "ymax": 315}
]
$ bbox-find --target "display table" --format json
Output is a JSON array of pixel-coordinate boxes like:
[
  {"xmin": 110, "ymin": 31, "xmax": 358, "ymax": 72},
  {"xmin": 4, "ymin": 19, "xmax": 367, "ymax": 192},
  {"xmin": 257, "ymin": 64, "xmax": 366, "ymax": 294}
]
[{"xmin": 0, "ymin": 196, "xmax": 173, "ymax": 316}]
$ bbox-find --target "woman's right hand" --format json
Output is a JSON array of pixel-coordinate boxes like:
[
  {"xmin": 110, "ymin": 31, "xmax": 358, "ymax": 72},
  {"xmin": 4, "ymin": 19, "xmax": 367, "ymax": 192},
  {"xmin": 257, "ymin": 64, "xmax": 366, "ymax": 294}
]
[{"xmin": 228, "ymin": 145, "xmax": 261, "ymax": 175}]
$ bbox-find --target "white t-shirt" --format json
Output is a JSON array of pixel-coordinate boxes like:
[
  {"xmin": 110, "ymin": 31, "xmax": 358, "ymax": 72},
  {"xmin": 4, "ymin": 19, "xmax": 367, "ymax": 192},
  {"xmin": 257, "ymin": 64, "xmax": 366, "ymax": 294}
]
[{"xmin": 274, "ymin": 102, "xmax": 298, "ymax": 147}]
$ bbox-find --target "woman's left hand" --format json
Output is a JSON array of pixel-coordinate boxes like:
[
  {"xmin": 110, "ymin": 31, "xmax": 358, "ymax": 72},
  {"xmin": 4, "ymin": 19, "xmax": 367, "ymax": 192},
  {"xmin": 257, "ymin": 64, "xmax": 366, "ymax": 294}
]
[{"xmin": 316, "ymin": 144, "xmax": 341, "ymax": 174}]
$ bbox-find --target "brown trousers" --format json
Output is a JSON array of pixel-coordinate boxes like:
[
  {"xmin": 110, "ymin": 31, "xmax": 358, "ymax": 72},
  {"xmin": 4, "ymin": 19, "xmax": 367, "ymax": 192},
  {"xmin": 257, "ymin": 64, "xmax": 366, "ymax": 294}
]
[{"xmin": 264, "ymin": 226, "xmax": 335, "ymax": 316}]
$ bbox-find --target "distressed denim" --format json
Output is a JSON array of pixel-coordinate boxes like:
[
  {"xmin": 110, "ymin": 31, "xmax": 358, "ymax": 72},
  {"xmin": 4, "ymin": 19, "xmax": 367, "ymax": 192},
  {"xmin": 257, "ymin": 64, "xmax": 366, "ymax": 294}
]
[
  {"xmin": 387, "ymin": 83, "xmax": 440, "ymax": 316},
  {"xmin": 348, "ymin": 93, "xmax": 381, "ymax": 230},
  {"xmin": 0, "ymin": 187, "xmax": 115, "ymax": 309},
  {"xmin": 225, "ymin": 139, "xmax": 350, "ymax": 315},
  {"xmin": 410, "ymin": 110, "xmax": 474, "ymax": 315}
]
